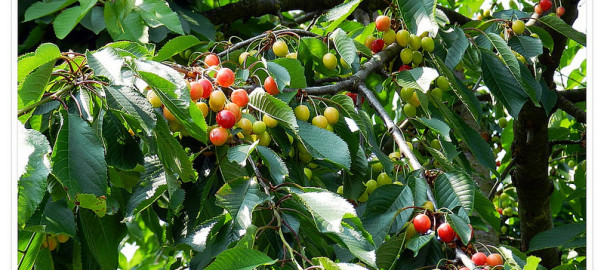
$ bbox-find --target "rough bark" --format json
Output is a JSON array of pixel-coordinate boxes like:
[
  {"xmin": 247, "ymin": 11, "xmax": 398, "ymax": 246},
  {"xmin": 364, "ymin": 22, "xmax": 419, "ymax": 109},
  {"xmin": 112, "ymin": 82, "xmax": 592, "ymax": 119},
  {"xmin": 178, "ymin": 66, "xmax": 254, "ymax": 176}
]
[{"xmin": 512, "ymin": 0, "xmax": 581, "ymax": 268}]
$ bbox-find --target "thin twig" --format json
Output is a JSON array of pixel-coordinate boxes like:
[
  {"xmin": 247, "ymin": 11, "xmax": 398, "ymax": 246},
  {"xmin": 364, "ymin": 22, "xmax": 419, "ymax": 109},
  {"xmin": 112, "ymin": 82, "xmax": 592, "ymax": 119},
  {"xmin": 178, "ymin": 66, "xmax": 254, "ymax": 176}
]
[{"xmin": 488, "ymin": 158, "xmax": 517, "ymax": 200}]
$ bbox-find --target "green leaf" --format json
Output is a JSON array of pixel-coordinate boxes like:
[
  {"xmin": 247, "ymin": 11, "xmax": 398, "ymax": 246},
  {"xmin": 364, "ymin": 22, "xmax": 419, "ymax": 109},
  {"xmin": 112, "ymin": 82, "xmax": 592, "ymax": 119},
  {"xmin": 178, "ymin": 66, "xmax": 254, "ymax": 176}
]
[
  {"xmin": 434, "ymin": 172, "xmax": 474, "ymax": 214},
  {"xmin": 17, "ymin": 125, "xmax": 51, "ymax": 227},
  {"xmin": 473, "ymin": 191, "xmax": 501, "ymax": 232},
  {"xmin": 294, "ymin": 189, "xmax": 356, "ymax": 233},
  {"xmin": 86, "ymin": 47, "xmax": 124, "ymax": 84},
  {"xmin": 527, "ymin": 26, "xmax": 554, "ymax": 52},
  {"xmin": 227, "ymin": 142, "xmax": 258, "ymax": 167},
  {"xmin": 154, "ymin": 35, "xmax": 201, "ymax": 61},
  {"xmin": 216, "ymin": 178, "xmax": 269, "ymax": 231},
  {"xmin": 266, "ymin": 61, "xmax": 291, "ymax": 91},
  {"xmin": 395, "ymin": 67, "xmax": 439, "ymax": 92},
  {"xmin": 446, "ymin": 214, "xmax": 472, "ymax": 245},
  {"xmin": 104, "ymin": 85, "xmax": 157, "ymax": 136},
  {"xmin": 324, "ymin": 0, "xmax": 362, "ymax": 32},
  {"xmin": 480, "ymin": 48, "xmax": 528, "ymax": 118},
  {"xmin": 431, "ymin": 56, "xmax": 482, "ymax": 122},
  {"xmin": 539, "ymin": 15, "xmax": 586, "ymax": 46},
  {"xmin": 181, "ymin": 214, "xmax": 229, "ymax": 252},
  {"xmin": 102, "ymin": 111, "xmax": 144, "ymax": 170},
  {"xmin": 248, "ymin": 88, "xmax": 298, "ymax": 133},
  {"xmin": 74, "ymin": 193, "xmax": 107, "ymax": 217},
  {"xmin": 24, "ymin": 0, "xmax": 78, "ymax": 21},
  {"xmin": 41, "ymin": 198, "xmax": 76, "ymax": 236},
  {"xmin": 331, "ymin": 94, "xmax": 369, "ymax": 140},
  {"xmin": 136, "ymin": 60, "xmax": 207, "ymax": 142},
  {"xmin": 256, "ymin": 145, "xmax": 289, "ymax": 184},
  {"xmin": 376, "ymin": 234, "xmax": 406, "ymax": 270},
  {"xmin": 104, "ymin": 6, "xmax": 148, "ymax": 43},
  {"xmin": 18, "ymin": 43, "xmax": 61, "ymax": 84},
  {"xmin": 135, "ymin": 0, "xmax": 184, "ymax": 35},
  {"xmin": 172, "ymin": 4, "xmax": 216, "ymax": 40},
  {"xmin": 483, "ymin": 32, "xmax": 520, "ymax": 77},
  {"xmin": 528, "ymin": 223, "xmax": 586, "ymax": 252},
  {"xmin": 509, "ymin": 36, "xmax": 543, "ymax": 59},
  {"xmin": 216, "ymin": 146, "xmax": 248, "ymax": 182},
  {"xmin": 80, "ymin": 6, "xmax": 106, "ymax": 34},
  {"xmin": 104, "ymin": 41, "xmax": 154, "ymax": 58},
  {"xmin": 272, "ymin": 58, "xmax": 307, "ymax": 88},
  {"xmin": 34, "ymin": 247, "xmax": 54, "ymax": 269},
  {"xmin": 413, "ymin": 117, "xmax": 451, "ymax": 141},
  {"xmin": 205, "ymin": 247, "xmax": 276, "ymax": 270},
  {"xmin": 51, "ymin": 111, "xmax": 108, "ymax": 199},
  {"xmin": 440, "ymin": 26, "xmax": 469, "ymax": 70},
  {"xmin": 53, "ymin": 0, "xmax": 97, "ymax": 39},
  {"xmin": 19, "ymin": 233, "xmax": 44, "ymax": 270},
  {"xmin": 523, "ymin": 256, "xmax": 542, "ymax": 270},
  {"xmin": 153, "ymin": 113, "xmax": 197, "ymax": 183},
  {"xmin": 362, "ymin": 185, "xmax": 414, "ymax": 246},
  {"xmin": 431, "ymin": 99, "xmax": 495, "ymax": 173},
  {"xmin": 334, "ymin": 220, "xmax": 377, "ymax": 268},
  {"xmin": 124, "ymin": 156, "xmax": 167, "ymax": 219},
  {"xmin": 297, "ymin": 121, "xmax": 351, "ymax": 170},
  {"xmin": 406, "ymin": 233, "xmax": 434, "ymax": 257},
  {"xmin": 79, "ymin": 209, "xmax": 126, "ymax": 270},
  {"xmin": 18, "ymin": 60, "xmax": 56, "ymax": 118},
  {"xmin": 398, "ymin": 0, "xmax": 439, "ymax": 35},
  {"xmin": 332, "ymin": 28, "xmax": 357, "ymax": 66}
]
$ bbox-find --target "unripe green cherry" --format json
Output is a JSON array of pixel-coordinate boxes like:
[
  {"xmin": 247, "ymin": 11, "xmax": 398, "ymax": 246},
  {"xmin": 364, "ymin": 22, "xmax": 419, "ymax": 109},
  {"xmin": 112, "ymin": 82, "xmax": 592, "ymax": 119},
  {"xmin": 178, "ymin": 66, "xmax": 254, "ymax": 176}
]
[
  {"xmin": 421, "ymin": 37, "xmax": 435, "ymax": 52},
  {"xmin": 365, "ymin": 179, "xmax": 378, "ymax": 194},
  {"xmin": 312, "ymin": 115, "xmax": 329, "ymax": 129},
  {"xmin": 430, "ymin": 139, "xmax": 441, "ymax": 149},
  {"xmin": 252, "ymin": 120, "xmax": 267, "ymax": 134},
  {"xmin": 323, "ymin": 53, "xmax": 337, "ymax": 70},
  {"xmin": 498, "ymin": 117, "xmax": 508, "ymax": 128},
  {"xmin": 272, "ymin": 40, "xmax": 289, "ymax": 57},
  {"xmin": 258, "ymin": 131, "xmax": 271, "ymax": 146},
  {"xmin": 400, "ymin": 48, "xmax": 413, "ymax": 64},
  {"xmin": 239, "ymin": 52, "xmax": 250, "ymax": 65},
  {"xmin": 389, "ymin": 151, "xmax": 401, "ymax": 160},
  {"xmin": 337, "ymin": 185, "xmax": 344, "ymax": 195},
  {"xmin": 412, "ymin": 51, "xmax": 423, "ymax": 65},
  {"xmin": 286, "ymin": 52, "xmax": 297, "ymax": 59},
  {"xmin": 383, "ymin": 29, "xmax": 396, "ymax": 45},
  {"xmin": 324, "ymin": 107, "xmax": 340, "ymax": 124},
  {"xmin": 376, "ymin": 172, "xmax": 392, "ymax": 186},
  {"xmin": 294, "ymin": 105, "xmax": 310, "ymax": 121},
  {"xmin": 409, "ymin": 35, "xmax": 422, "ymax": 51},
  {"xmin": 401, "ymin": 87, "xmax": 415, "ymax": 101},
  {"xmin": 371, "ymin": 157, "xmax": 383, "ymax": 172},
  {"xmin": 396, "ymin": 30, "xmax": 411, "ymax": 47},
  {"xmin": 436, "ymin": 76, "xmax": 450, "ymax": 91},
  {"xmin": 358, "ymin": 191, "xmax": 369, "ymax": 202},
  {"xmin": 512, "ymin": 20, "xmax": 526, "ymax": 35},
  {"xmin": 404, "ymin": 103, "xmax": 416, "ymax": 117},
  {"xmin": 431, "ymin": 87, "xmax": 443, "ymax": 100},
  {"xmin": 304, "ymin": 168, "xmax": 313, "ymax": 180},
  {"xmin": 263, "ymin": 114, "xmax": 278, "ymax": 128}
]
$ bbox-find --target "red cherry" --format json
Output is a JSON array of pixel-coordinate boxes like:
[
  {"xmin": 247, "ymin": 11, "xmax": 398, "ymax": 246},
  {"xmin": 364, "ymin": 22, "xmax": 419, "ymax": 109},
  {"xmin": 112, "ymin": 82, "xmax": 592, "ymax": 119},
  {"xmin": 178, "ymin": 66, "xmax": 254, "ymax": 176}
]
[
  {"xmin": 469, "ymin": 224, "xmax": 474, "ymax": 239},
  {"xmin": 346, "ymin": 92, "xmax": 357, "ymax": 101},
  {"xmin": 216, "ymin": 110, "xmax": 236, "ymax": 129},
  {"xmin": 472, "ymin": 252, "xmax": 488, "ymax": 266},
  {"xmin": 371, "ymin": 39, "xmax": 385, "ymax": 53},
  {"xmin": 556, "ymin": 6, "xmax": 565, "ymax": 16},
  {"xmin": 230, "ymin": 89, "xmax": 249, "ymax": 107},
  {"xmin": 413, "ymin": 214, "xmax": 432, "ymax": 234},
  {"xmin": 399, "ymin": 65, "xmax": 412, "ymax": 71},
  {"xmin": 497, "ymin": 208, "xmax": 503, "ymax": 215},
  {"xmin": 539, "ymin": 0, "xmax": 552, "ymax": 11},
  {"xmin": 216, "ymin": 68, "xmax": 235, "ymax": 88},
  {"xmin": 209, "ymin": 127, "xmax": 228, "ymax": 146},
  {"xmin": 487, "ymin": 253, "xmax": 504, "ymax": 269},
  {"xmin": 200, "ymin": 79, "xmax": 213, "ymax": 99},
  {"xmin": 437, "ymin": 223, "xmax": 456, "ymax": 243},
  {"xmin": 204, "ymin": 54, "xmax": 220, "ymax": 67},
  {"xmin": 264, "ymin": 76, "xmax": 279, "ymax": 95},
  {"xmin": 496, "ymin": 161, "xmax": 501, "ymax": 167},
  {"xmin": 190, "ymin": 81, "xmax": 204, "ymax": 100},
  {"xmin": 535, "ymin": 4, "xmax": 544, "ymax": 14},
  {"xmin": 375, "ymin": 15, "xmax": 391, "ymax": 32}
]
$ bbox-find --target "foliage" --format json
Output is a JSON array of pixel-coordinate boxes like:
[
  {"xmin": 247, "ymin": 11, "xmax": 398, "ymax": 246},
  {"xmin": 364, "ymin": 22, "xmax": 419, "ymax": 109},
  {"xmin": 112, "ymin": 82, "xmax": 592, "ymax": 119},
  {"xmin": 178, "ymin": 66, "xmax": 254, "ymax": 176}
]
[{"xmin": 17, "ymin": 0, "xmax": 586, "ymax": 269}]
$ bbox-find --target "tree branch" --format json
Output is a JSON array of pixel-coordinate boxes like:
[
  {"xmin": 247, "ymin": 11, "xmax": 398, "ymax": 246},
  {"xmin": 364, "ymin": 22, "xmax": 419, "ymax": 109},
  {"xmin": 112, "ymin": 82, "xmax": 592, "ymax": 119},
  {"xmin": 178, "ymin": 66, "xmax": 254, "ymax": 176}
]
[
  {"xmin": 556, "ymin": 94, "xmax": 586, "ymax": 123},
  {"xmin": 558, "ymin": 88, "xmax": 585, "ymax": 103},
  {"xmin": 217, "ymin": 29, "xmax": 318, "ymax": 58}
]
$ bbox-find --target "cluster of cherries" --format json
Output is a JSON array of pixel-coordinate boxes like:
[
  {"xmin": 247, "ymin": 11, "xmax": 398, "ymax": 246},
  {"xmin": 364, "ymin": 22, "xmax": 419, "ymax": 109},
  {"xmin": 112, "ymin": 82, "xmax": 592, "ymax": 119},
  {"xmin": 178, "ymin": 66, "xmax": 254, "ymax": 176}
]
[
  {"xmin": 412, "ymin": 211, "xmax": 504, "ymax": 269},
  {"xmin": 147, "ymin": 53, "xmax": 283, "ymax": 147},
  {"xmin": 535, "ymin": 0, "xmax": 565, "ymax": 17}
]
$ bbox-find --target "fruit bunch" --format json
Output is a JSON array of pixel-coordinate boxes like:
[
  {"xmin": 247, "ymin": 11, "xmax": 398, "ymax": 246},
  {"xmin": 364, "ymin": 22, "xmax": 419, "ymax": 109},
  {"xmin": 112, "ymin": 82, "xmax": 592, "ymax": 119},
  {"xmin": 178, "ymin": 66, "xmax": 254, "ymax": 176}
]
[{"xmin": 41, "ymin": 234, "xmax": 70, "ymax": 252}]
